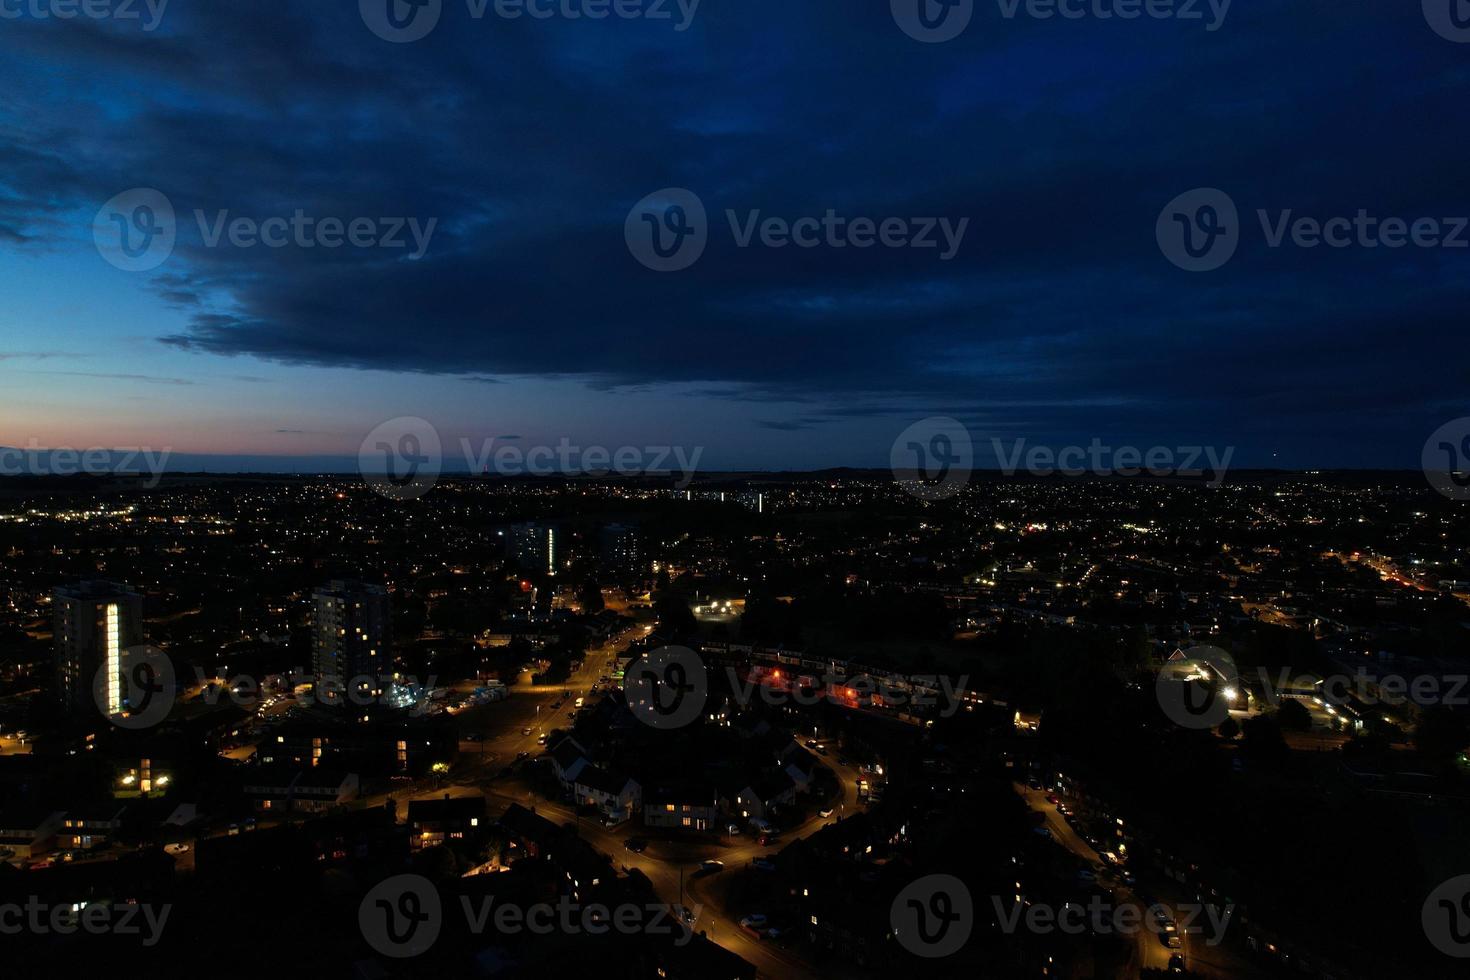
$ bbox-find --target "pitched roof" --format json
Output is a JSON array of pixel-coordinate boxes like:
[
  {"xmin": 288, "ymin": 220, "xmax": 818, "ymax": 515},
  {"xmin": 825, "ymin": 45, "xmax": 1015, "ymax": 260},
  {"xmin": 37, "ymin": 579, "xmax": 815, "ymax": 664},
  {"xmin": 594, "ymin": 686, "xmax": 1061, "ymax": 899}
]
[
  {"xmin": 644, "ymin": 782, "xmax": 717, "ymax": 806},
  {"xmin": 496, "ymin": 802, "xmax": 560, "ymax": 845},
  {"xmin": 575, "ymin": 764, "xmax": 636, "ymax": 796},
  {"xmin": 408, "ymin": 795, "xmax": 486, "ymax": 823},
  {"xmin": 750, "ymin": 769, "xmax": 796, "ymax": 802},
  {"xmin": 550, "ymin": 735, "xmax": 588, "ymax": 771},
  {"xmin": 784, "ymin": 747, "xmax": 819, "ymax": 776}
]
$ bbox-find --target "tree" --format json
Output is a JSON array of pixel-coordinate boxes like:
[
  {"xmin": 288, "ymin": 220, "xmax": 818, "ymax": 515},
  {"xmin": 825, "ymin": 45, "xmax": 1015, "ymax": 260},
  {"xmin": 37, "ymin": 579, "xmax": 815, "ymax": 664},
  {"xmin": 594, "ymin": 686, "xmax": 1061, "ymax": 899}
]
[
  {"xmin": 1275, "ymin": 698, "xmax": 1312, "ymax": 732},
  {"xmin": 653, "ymin": 590, "xmax": 696, "ymax": 638},
  {"xmin": 1240, "ymin": 714, "xmax": 1287, "ymax": 760},
  {"xmin": 1415, "ymin": 706, "xmax": 1470, "ymax": 761},
  {"xmin": 579, "ymin": 579, "xmax": 605, "ymax": 614}
]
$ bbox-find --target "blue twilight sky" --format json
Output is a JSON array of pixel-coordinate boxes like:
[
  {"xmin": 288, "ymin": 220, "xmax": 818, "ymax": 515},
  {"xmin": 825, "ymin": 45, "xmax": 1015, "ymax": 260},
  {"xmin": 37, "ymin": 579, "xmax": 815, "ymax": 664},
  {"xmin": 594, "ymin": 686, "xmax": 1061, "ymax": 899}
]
[{"xmin": 1, "ymin": 0, "xmax": 1468, "ymax": 471}]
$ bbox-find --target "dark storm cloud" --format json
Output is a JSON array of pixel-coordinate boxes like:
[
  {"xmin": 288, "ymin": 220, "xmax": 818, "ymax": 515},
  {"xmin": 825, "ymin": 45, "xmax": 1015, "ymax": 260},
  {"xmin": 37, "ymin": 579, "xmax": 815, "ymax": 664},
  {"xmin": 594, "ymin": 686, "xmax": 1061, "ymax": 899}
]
[{"xmin": 2, "ymin": 1, "xmax": 1469, "ymax": 461}]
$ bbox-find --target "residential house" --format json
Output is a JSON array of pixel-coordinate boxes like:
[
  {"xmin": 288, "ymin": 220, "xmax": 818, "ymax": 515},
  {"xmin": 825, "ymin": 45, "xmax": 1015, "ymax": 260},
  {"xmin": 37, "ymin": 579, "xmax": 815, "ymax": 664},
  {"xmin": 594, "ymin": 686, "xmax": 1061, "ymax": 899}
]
[
  {"xmin": 782, "ymin": 746, "xmax": 820, "ymax": 793},
  {"xmin": 0, "ymin": 808, "xmax": 65, "ymax": 862},
  {"xmin": 291, "ymin": 768, "xmax": 359, "ymax": 812},
  {"xmin": 573, "ymin": 765, "xmax": 641, "ymax": 825},
  {"xmin": 60, "ymin": 805, "xmax": 127, "ymax": 851},
  {"xmin": 243, "ymin": 765, "xmax": 358, "ymax": 813},
  {"xmin": 643, "ymin": 783, "xmax": 720, "ymax": 831},
  {"xmin": 724, "ymin": 770, "xmax": 797, "ymax": 823},
  {"xmin": 497, "ymin": 802, "xmax": 561, "ymax": 860},
  {"xmin": 550, "ymin": 735, "xmax": 590, "ymax": 788},
  {"xmin": 408, "ymin": 794, "xmax": 486, "ymax": 850}
]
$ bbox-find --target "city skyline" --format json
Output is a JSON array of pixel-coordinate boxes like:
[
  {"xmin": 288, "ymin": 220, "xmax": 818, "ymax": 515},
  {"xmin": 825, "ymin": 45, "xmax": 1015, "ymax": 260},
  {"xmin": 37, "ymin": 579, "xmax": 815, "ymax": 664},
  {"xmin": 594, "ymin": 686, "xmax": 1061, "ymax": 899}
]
[{"xmin": 6, "ymin": 4, "xmax": 1470, "ymax": 977}]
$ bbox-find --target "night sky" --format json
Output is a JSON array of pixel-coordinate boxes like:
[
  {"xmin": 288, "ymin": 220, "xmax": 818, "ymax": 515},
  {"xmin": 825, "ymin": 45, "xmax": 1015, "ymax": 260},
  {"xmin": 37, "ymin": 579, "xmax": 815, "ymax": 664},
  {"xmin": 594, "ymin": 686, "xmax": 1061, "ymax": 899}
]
[{"xmin": 2, "ymin": 1, "xmax": 1468, "ymax": 471}]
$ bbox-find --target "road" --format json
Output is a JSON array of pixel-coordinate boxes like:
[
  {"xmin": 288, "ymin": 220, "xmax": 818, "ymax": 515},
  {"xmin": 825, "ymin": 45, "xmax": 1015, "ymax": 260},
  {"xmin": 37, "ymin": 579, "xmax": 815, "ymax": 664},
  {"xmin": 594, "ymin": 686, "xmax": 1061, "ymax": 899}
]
[
  {"xmin": 191, "ymin": 624, "xmax": 861, "ymax": 979},
  {"xmin": 453, "ymin": 625, "xmax": 640, "ymax": 765},
  {"xmin": 447, "ymin": 638, "xmax": 868, "ymax": 980},
  {"xmin": 1019, "ymin": 786, "xmax": 1256, "ymax": 978}
]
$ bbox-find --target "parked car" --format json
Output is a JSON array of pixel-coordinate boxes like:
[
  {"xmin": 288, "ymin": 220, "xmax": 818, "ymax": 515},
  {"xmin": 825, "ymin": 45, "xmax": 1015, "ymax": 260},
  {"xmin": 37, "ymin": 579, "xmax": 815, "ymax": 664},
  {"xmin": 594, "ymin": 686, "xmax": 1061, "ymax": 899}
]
[
  {"xmin": 752, "ymin": 858, "xmax": 777, "ymax": 872},
  {"xmin": 739, "ymin": 914, "xmax": 768, "ymax": 930},
  {"xmin": 623, "ymin": 837, "xmax": 648, "ymax": 853},
  {"xmin": 818, "ymin": 807, "xmax": 834, "ymax": 818},
  {"xmin": 521, "ymin": 728, "xmax": 533, "ymax": 736},
  {"xmin": 1167, "ymin": 954, "xmax": 1186, "ymax": 973},
  {"xmin": 699, "ymin": 859, "xmax": 725, "ymax": 873}
]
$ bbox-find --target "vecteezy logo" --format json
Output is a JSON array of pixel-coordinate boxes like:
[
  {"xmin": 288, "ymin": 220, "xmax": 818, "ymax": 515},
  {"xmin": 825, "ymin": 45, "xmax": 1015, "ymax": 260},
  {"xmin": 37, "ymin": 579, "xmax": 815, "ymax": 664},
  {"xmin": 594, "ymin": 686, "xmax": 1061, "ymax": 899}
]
[
  {"xmin": 1425, "ymin": 0, "xmax": 1470, "ymax": 42},
  {"xmin": 1423, "ymin": 418, "xmax": 1470, "ymax": 501},
  {"xmin": 93, "ymin": 646, "xmax": 176, "ymax": 730},
  {"xmin": 1157, "ymin": 188, "xmax": 1239, "ymax": 272},
  {"xmin": 625, "ymin": 188, "xmax": 708, "ymax": 272},
  {"xmin": 891, "ymin": 0, "xmax": 973, "ymax": 43},
  {"xmin": 1156, "ymin": 644, "xmax": 1239, "ymax": 730},
  {"xmin": 360, "ymin": 874, "xmax": 442, "ymax": 958},
  {"xmin": 891, "ymin": 874, "xmax": 973, "ymax": 958},
  {"xmin": 359, "ymin": 417, "xmax": 443, "ymax": 500},
  {"xmin": 623, "ymin": 645, "xmax": 708, "ymax": 729},
  {"xmin": 360, "ymin": 0, "xmax": 442, "ymax": 42},
  {"xmin": 93, "ymin": 188, "xmax": 176, "ymax": 272},
  {"xmin": 890, "ymin": 417, "xmax": 974, "ymax": 501},
  {"xmin": 1423, "ymin": 874, "xmax": 1470, "ymax": 957}
]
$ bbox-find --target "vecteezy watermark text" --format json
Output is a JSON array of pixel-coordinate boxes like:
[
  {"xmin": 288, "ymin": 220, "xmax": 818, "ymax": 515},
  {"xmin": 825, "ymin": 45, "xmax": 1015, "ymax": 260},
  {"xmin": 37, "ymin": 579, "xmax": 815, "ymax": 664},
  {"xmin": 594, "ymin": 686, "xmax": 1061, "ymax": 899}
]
[
  {"xmin": 359, "ymin": 874, "xmax": 699, "ymax": 958},
  {"xmin": 93, "ymin": 188, "xmax": 437, "ymax": 272},
  {"xmin": 0, "ymin": 0, "xmax": 168, "ymax": 30},
  {"xmin": 1423, "ymin": 417, "xmax": 1470, "ymax": 501},
  {"xmin": 622, "ymin": 646, "xmax": 972, "ymax": 730},
  {"xmin": 891, "ymin": 874, "xmax": 974, "ymax": 957},
  {"xmin": 1158, "ymin": 188, "xmax": 1470, "ymax": 272},
  {"xmin": 0, "ymin": 897, "xmax": 171, "ymax": 946},
  {"xmin": 890, "ymin": 0, "xmax": 1229, "ymax": 43},
  {"xmin": 357, "ymin": 419, "xmax": 705, "ymax": 501},
  {"xmin": 1423, "ymin": 874, "xmax": 1470, "ymax": 958},
  {"xmin": 726, "ymin": 668, "xmax": 971, "ymax": 719},
  {"xmin": 992, "ymin": 438, "xmax": 1234, "ymax": 486},
  {"xmin": 992, "ymin": 896, "xmax": 1234, "ymax": 945},
  {"xmin": 996, "ymin": 0, "xmax": 1229, "ymax": 30},
  {"xmin": 0, "ymin": 441, "xmax": 171, "ymax": 488},
  {"xmin": 625, "ymin": 187, "xmax": 968, "ymax": 272},
  {"xmin": 460, "ymin": 437, "xmax": 703, "ymax": 487},
  {"xmin": 195, "ymin": 210, "xmax": 436, "ymax": 258},
  {"xmin": 359, "ymin": 0, "xmax": 700, "ymax": 43}
]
